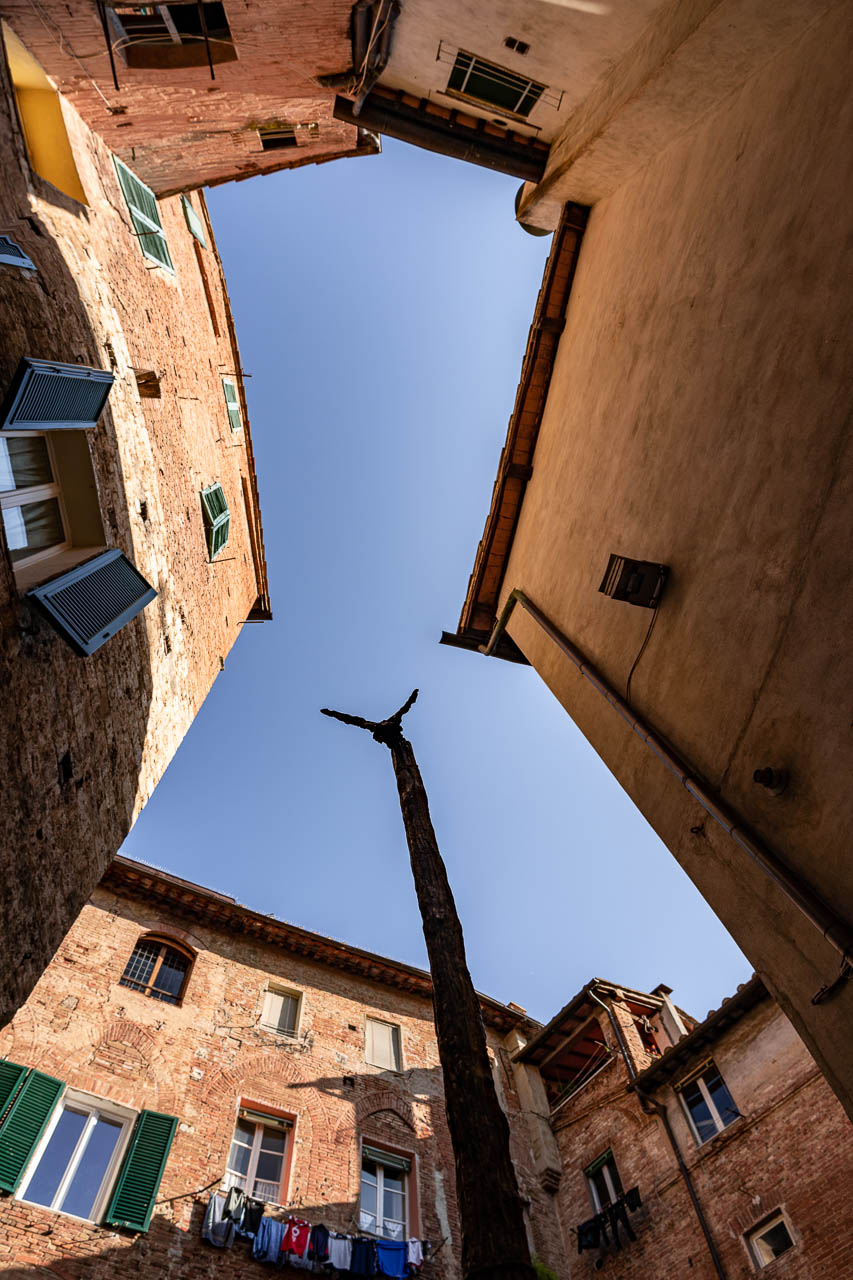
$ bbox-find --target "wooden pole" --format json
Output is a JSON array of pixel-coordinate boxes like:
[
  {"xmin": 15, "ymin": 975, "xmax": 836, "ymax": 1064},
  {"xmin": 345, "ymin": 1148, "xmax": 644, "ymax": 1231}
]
[{"xmin": 322, "ymin": 691, "xmax": 535, "ymax": 1280}]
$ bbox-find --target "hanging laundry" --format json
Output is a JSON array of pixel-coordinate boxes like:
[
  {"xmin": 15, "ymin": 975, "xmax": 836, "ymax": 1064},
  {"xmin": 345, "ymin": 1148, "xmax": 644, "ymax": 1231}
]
[
  {"xmin": 406, "ymin": 1239, "xmax": 424, "ymax": 1272},
  {"xmin": 327, "ymin": 1231, "xmax": 353, "ymax": 1270},
  {"xmin": 223, "ymin": 1185, "xmax": 246, "ymax": 1222},
  {"xmin": 576, "ymin": 1217, "xmax": 600, "ymax": 1253},
  {"xmin": 281, "ymin": 1216, "xmax": 313, "ymax": 1258},
  {"xmin": 350, "ymin": 1237, "xmax": 379, "ymax": 1276},
  {"xmin": 241, "ymin": 1198, "xmax": 265, "ymax": 1236},
  {"xmin": 202, "ymin": 1193, "xmax": 236, "ymax": 1249},
  {"xmin": 309, "ymin": 1223, "xmax": 331, "ymax": 1262},
  {"xmin": 254, "ymin": 1215, "xmax": 286, "ymax": 1263},
  {"xmin": 376, "ymin": 1238, "xmax": 407, "ymax": 1278}
]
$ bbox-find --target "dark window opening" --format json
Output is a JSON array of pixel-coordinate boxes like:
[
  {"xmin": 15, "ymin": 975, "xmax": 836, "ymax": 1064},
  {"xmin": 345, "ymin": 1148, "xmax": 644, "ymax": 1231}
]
[
  {"xmin": 259, "ymin": 127, "xmax": 297, "ymax": 151},
  {"xmin": 504, "ymin": 37, "xmax": 530, "ymax": 55},
  {"xmin": 447, "ymin": 50, "xmax": 544, "ymax": 118},
  {"xmin": 119, "ymin": 936, "xmax": 192, "ymax": 1004},
  {"xmin": 109, "ymin": 3, "xmax": 236, "ymax": 70},
  {"xmin": 585, "ymin": 1149, "xmax": 623, "ymax": 1212}
]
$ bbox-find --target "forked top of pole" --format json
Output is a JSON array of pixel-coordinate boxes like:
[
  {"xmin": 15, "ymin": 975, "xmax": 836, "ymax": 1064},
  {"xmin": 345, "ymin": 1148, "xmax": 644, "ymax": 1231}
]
[{"xmin": 321, "ymin": 688, "xmax": 418, "ymax": 747}]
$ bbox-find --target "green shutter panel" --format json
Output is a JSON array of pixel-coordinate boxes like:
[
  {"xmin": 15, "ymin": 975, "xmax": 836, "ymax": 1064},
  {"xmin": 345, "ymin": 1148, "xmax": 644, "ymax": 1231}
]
[
  {"xmin": 104, "ymin": 1110, "xmax": 177, "ymax": 1232},
  {"xmin": 0, "ymin": 1069, "xmax": 64, "ymax": 1192},
  {"xmin": 222, "ymin": 377, "xmax": 242, "ymax": 432},
  {"xmin": 113, "ymin": 157, "xmax": 174, "ymax": 273},
  {"xmin": 200, "ymin": 483, "xmax": 230, "ymax": 559},
  {"xmin": 181, "ymin": 195, "xmax": 206, "ymax": 246},
  {"xmin": 0, "ymin": 1062, "xmax": 29, "ymax": 1124}
]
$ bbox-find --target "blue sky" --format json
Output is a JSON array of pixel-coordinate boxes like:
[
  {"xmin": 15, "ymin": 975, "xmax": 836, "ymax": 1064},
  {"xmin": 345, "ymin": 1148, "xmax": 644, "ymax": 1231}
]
[{"xmin": 122, "ymin": 137, "xmax": 750, "ymax": 1026}]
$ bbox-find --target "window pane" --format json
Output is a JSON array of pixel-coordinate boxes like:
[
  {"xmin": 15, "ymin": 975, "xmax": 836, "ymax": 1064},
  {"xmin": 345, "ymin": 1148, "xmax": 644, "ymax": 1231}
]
[
  {"xmin": 384, "ymin": 1187, "xmax": 404, "ymax": 1220},
  {"xmin": 590, "ymin": 1167, "xmax": 610, "ymax": 1208},
  {"xmin": 152, "ymin": 948, "xmax": 188, "ymax": 1000},
  {"xmin": 277, "ymin": 995, "xmax": 297, "ymax": 1034},
  {"xmin": 0, "ymin": 436, "xmax": 52, "ymax": 492},
  {"xmin": 233, "ymin": 1119, "xmax": 254, "ymax": 1144},
  {"xmin": 227, "ymin": 1139, "xmax": 251, "ymax": 1177},
  {"xmin": 682, "ymin": 1078, "xmax": 718, "ymax": 1142},
  {"xmin": 704, "ymin": 1066, "xmax": 739, "ymax": 1128},
  {"xmin": 755, "ymin": 1221, "xmax": 793, "ymax": 1263},
  {"xmin": 382, "ymin": 1218, "xmax": 404, "ymax": 1241},
  {"xmin": 259, "ymin": 1127, "xmax": 286, "ymax": 1154},
  {"xmin": 24, "ymin": 1107, "xmax": 88, "ymax": 1208},
  {"xmin": 255, "ymin": 1149, "xmax": 283, "ymax": 1184},
  {"xmin": 120, "ymin": 940, "xmax": 159, "ymax": 988},
  {"xmin": 367, "ymin": 1019, "xmax": 400, "ymax": 1070},
  {"xmin": 61, "ymin": 1115, "xmax": 123, "ymax": 1219},
  {"xmin": 4, "ymin": 497, "xmax": 64, "ymax": 562},
  {"xmin": 360, "ymin": 1168, "xmax": 377, "ymax": 1215},
  {"xmin": 360, "ymin": 1208, "xmax": 377, "ymax": 1232}
]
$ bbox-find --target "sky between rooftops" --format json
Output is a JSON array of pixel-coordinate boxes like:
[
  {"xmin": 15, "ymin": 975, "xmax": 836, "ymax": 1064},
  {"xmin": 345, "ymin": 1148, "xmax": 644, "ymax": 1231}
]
[{"xmin": 120, "ymin": 136, "xmax": 750, "ymax": 1027}]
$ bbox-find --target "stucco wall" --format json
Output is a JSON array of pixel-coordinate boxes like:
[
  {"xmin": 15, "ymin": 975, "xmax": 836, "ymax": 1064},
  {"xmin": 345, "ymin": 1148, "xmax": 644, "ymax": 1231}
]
[
  {"xmin": 500, "ymin": 0, "xmax": 853, "ymax": 1114},
  {"xmin": 0, "ymin": 51, "xmax": 266, "ymax": 1026},
  {"xmin": 0, "ymin": 885, "xmax": 565, "ymax": 1278}
]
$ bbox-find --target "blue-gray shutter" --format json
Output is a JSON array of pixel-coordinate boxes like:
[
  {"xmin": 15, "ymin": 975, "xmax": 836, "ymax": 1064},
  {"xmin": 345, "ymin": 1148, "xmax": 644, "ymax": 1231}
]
[
  {"xmin": 0, "ymin": 236, "xmax": 35, "ymax": 270},
  {"xmin": 0, "ymin": 1069, "xmax": 64, "ymax": 1192},
  {"xmin": 103, "ymin": 1110, "xmax": 177, "ymax": 1232},
  {"xmin": 28, "ymin": 549, "xmax": 157, "ymax": 656},
  {"xmin": 0, "ymin": 358, "xmax": 114, "ymax": 430}
]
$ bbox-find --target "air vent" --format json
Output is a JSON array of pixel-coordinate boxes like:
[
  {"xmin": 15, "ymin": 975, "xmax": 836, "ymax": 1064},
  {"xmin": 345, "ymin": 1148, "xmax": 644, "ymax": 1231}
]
[
  {"xmin": 0, "ymin": 236, "xmax": 35, "ymax": 270},
  {"xmin": 29, "ymin": 549, "xmax": 157, "ymax": 655},
  {"xmin": 0, "ymin": 358, "xmax": 114, "ymax": 430},
  {"xmin": 598, "ymin": 555, "xmax": 668, "ymax": 608}
]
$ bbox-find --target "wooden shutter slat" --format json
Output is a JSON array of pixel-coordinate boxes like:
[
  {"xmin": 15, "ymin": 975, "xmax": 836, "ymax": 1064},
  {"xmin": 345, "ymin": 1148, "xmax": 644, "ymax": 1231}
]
[
  {"xmin": 104, "ymin": 1110, "xmax": 177, "ymax": 1232},
  {"xmin": 0, "ymin": 1069, "xmax": 64, "ymax": 1192},
  {"xmin": 28, "ymin": 548, "xmax": 157, "ymax": 656},
  {"xmin": 0, "ymin": 1062, "xmax": 29, "ymax": 1125}
]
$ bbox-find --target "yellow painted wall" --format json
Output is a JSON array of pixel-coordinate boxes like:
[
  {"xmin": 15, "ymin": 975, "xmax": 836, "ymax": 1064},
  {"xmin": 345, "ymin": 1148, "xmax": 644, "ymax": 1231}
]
[{"xmin": 3, "ymin": 23, "xmax": 86, "ymax": 203}]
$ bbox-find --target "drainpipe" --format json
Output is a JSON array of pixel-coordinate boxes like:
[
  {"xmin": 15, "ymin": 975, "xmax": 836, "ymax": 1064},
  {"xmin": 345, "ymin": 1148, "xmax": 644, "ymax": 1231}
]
[
  {"xmin": 480, "ymin": 589, "xmax": 853, "ymax": 981},
  {"xmin": 588, "ymin": 987, "xmax": 727, "ymax": 1280}
]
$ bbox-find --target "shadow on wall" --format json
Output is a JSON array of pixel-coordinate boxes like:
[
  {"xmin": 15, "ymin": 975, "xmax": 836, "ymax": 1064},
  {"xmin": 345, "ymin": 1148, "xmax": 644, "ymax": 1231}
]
[{"xmin": 0, "ymin": 40, "xmax": 156, "ymax": 1027}]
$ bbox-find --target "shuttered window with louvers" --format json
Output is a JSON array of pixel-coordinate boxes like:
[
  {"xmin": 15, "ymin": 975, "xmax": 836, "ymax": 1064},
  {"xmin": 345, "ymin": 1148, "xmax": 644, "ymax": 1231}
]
[
  {"xmin": 222, "ymin": 377, "xmax": 242, "ymax": 432},
  {"xmin": 0, "ymin": 1061, "xmax": 29, "ymax": 1125},
  {"xmin": 104, "ymin": 1110, "xmax": 177, "ymax": 1232},
  {"xmin": 0, "ymin": 236, "xmax": 35, "ymax": 269},
  {"xmin": 181, "ymin": 194, "xmax": 207, "ymax": 246},
  {"xmin": 113, "ymin": 157, "xmax": 174, "ymax": 272},
  {"xmin": 200, "ymin": 482, "xmax": 230, "ymax": 559},
  {"xmin": 0, "ymin": 1069, "xmax": 64, "ymax": 1192},
  {"xmin": 28, "ymin": 548, "xmax": 157, "ymax": 655},
  {"xmin": 0, "ymin": 359, "xmax": 114, "ymax": 430}
]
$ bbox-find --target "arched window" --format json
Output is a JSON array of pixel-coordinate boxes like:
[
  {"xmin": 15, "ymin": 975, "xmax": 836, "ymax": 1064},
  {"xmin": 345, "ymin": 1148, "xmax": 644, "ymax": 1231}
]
[{"xmin": 118, "ymin": 934, "xmax": 193, "ymax": 1004}]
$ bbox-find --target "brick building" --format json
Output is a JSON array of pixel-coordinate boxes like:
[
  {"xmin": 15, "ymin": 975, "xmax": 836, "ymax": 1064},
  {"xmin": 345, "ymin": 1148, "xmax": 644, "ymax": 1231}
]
[
  {"xmin": 0, "ymin": 0, "xmax": 378, "ymax": 195},
  {"xmin": 0, "ymin": 857, "xmax": 567, "ymax": 1279},
  {"xmin": 0, "ymin": 30, "xmax": 270, "ymax": 1026},
  {"xmin": 442, "ymin": 0, "xmax": 853, "ymax": 1119},
  {"xmin": 516, "ymin": 974, "xmax": 853, "ymax": 1277}
]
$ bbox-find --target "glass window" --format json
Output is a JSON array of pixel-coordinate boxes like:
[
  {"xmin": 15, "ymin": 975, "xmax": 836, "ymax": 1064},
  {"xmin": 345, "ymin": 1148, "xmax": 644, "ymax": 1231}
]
[
  {"xmin": 118, "ymin": 937, "xmax": 191, "ymax": 1004},
  {"xmin": 18, "ymin": 1096, "xmax": 130, "ymax": 1222},
  {"xmin": 447, "ymin": 50, "xmax": 545, "ymax": 118},
  {"xmin": 360, "ymin": 1152, "xmax": 408, "ymax": 1240},
  {"xmin": 224, "ymin": 1111, "xmax": 291, "ymax": 1204},
  {"xmin": 260, "ymin": 987, "xmax": 300, "ymax": 1037},
  {"xmin": 677, "ymin": 1062, "xmax": 740, "ymax": 1143},
  {"xmin": 0, "ymin": 434, "xmax": 68, "ymax": 565},
  {"xmin": 584, "ymin": 1149, "xmax": 623, "ymax": 1212},
  {"xmin": 746, "ymin": 1212, "xmax": 795, "ymax": 1267},
  {"xmin": 365, "ymin": 1018, "xmax": 401, "ymax": 1071}
]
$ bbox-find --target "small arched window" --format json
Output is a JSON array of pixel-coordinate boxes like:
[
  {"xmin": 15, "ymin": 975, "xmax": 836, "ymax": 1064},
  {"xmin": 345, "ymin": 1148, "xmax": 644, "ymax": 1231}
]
[{"xmin": 118, "ymin": 934, "xmax": 193, "ymax": 1004}]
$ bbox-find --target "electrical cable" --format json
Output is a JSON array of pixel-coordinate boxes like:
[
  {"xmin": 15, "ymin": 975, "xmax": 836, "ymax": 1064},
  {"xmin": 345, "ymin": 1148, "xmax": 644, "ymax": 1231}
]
[{"xmin": 625, "ymin": 606, "xmax": 659, "ymax": 705}]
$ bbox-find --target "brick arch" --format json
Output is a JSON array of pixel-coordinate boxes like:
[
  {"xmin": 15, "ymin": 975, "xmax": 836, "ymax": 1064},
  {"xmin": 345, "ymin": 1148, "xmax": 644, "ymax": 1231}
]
[
  {"xmin": 55, "ymin": 1020, "xmax": 179, "ymax": 1114},
  {"xmin": 203, "ymin": 1052, "xmax": 336, "ymax": 1148},
  {"xmin": 356, "ymin": 1090, "xmax": 417, "ymax": 1132}
]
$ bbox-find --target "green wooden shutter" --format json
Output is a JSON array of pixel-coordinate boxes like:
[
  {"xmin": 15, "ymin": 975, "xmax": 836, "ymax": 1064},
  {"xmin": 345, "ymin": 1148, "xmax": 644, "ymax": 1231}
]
[
  {"xmin": 104, "ymin": 1110, "xmax": 177, "ymax": 1232},
  {"xmin": 584, "ymin": 1148, "xmax": 614, "ymax": 1178},
  {"xmin": 181, "ymin": 195, "xmax": 207, "ymax": 246},
  {"xmin": 113, "ymin": 157, "xmax": 174, "ymax": 272},
  {"xmin": 200, "ymin": 483, "xmax": 230, "ymax": 559},
  {"xmin": 0, "ymin": 1061, "xmax": 28, "ymax": 1124},
  {"xmin": 222, "ymin": 377, "xmax": 242, "ymax": 432},
  {"xmin": 0, "ymin": 1069, "xmax": 64, "ymax": 1192}
]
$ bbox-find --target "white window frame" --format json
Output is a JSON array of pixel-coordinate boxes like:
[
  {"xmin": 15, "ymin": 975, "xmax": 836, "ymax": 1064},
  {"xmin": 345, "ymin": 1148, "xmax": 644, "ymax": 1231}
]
[
  {"xmin": 223, "ymin": 1109, "xmax": 292, "ymax": 1206},
  {"xmin": 360, "ymin": 1148, "xmax": 408, "ymax": 1240},
  {"xmin": 585, "ymin": 1153, "xmax": 621, "ymax": 1213},
  {"xmin": 745, "ymin": 1211, "xmax": 795, "ymax": 1268},
  {"xmin": 16, "ymin": 1088, "xmax": 135, "ymax": 1224},
  {"xmin": 676, "ymin": 1061, "xmax": 738, "ymax": 1144},
  {"xmin": 0, "ymin": 431, "xmax": 70, "ymax": 567},
  {"xmin": 259, "ymin": 984, "xmax": 302, "ymax": 1038},
  {"xmin": 365, "ymin": 1017, "xmax": 402, "ymax": 1072}
]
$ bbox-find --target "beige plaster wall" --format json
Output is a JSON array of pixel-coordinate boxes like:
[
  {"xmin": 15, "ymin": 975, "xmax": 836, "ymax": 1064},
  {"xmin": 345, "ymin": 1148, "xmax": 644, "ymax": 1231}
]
[{"xmin": 500, "ymin": 1, "xmax": 853, "ymax": 1114}]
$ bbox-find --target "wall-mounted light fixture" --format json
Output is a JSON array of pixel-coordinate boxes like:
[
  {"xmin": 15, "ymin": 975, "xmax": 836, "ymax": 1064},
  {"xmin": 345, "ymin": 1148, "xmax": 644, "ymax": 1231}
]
[{"xmin": 598, "ymin": 555, "xmax": 669, "ymax": 609}]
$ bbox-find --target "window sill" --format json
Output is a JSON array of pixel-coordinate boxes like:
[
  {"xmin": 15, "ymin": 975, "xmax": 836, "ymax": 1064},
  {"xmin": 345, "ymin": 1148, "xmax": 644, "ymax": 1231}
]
[{"xmin": 15, "ymin": 546, "xmax": 107, "ymax": 593}]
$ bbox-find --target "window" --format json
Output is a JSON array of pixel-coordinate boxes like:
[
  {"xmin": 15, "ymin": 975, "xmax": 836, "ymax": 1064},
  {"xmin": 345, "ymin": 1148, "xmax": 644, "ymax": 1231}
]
[
  {"xmin": 107, "ymin": 2, "xmax": 236, "ymax": 70},
  {"xmin": 260, "ymin": 986, "xmax": 300, "ymax": 1037},
  {"xmin": 585, "ymin": 1149, "xmax": 623, "ymax": 1212},
  {"xmin": 222, "ymin": 377, "xmax": 242, "ymax": 432},
  {"xmin": 224, "ymin": 1107, "xmax": 291, "ymax": 1204},
  {"xmin": 746, "ymin": 1212, "xmax": 795, "ymax": 1268},
  {"xmin": 360, "ymin": 1146, "xmax": 409, "ymax": 1240},
  {"xmin": 181, "ymin": 194, "xmax": 206, "ymax": 246},
  {"xmin": 118, "ymin": 936, "xmax": 192, "ymax": 1004},
  {"xmin": 1, "ymin": 433, "xmax": 68, "ymax": 567},
  {"xmin": 365, "ymin": 1018, "xmax": 401, "ymax": 1071},
  {"xmin": 676, "ymin": 1061, "xmax": 740, "ymax": 1144},
  {"xmin": 446, "ymin": 50, "xmax": 545, "ymax": 118},
  {"xmin": 113, "ymin": 156, "xmax": 173, "ymax": 272},
  {"xmin": 200, "ymin": 482, "xmax": 230, "ymax": 559},
  {"xmin": 17, "ymin": 1092, "xmax": 133, "ymax": 1222},
  {"xmin": 259, "ymin": 126, "xmax": 297, "ymax": 150}
]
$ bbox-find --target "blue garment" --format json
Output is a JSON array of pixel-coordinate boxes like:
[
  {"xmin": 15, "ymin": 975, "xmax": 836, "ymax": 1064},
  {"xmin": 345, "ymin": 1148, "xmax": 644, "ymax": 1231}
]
[
  {"xmin": 254, "ymin": 1215, "xmax": 286, "ymax": 1263},
  {"xmin": 350, "ymin": 1238, "xmax": 379, "ymax": 1275},
  {"xmin": 202, "ymin": 1193, "xmax": 235, "ymax": 1249},
  {"xmin": 376, "ymin": 1239, "xmax": 407, "ymax": 1278}
]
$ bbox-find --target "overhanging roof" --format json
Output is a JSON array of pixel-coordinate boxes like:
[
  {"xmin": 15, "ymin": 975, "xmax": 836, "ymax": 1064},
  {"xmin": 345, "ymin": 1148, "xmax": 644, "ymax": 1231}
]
[
  {"xmin": 514, "ymin": 977, "xmax": 663, "ymax": 1069},
  {"xmin": 103, "ymin": 856, "xmax": 534, "ymax": 1033}
]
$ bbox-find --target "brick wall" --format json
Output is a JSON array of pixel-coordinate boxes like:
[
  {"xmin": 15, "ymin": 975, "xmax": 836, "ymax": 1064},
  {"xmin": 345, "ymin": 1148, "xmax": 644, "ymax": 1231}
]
[
  {"xmin": 0, "ymin": 45, "xmax": 268, "ymax": 1026},
  {"xmin": 0, "ymin": 0, "xmax": 377, "ymax": 194},
  {"xmin": 0, "ymin": 882, "xmax": 566, "ymax": 1278}
]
